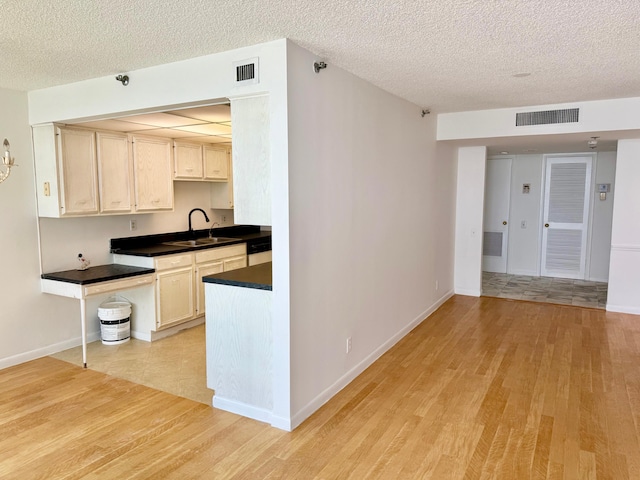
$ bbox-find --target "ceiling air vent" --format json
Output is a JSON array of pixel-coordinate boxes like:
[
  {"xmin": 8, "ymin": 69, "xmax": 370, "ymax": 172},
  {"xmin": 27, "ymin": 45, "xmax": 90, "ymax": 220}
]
[
  {"xmin": 516, "ymin": 108, "xmax": 579, "ymax": 126},
  {"xmin": 233, "ymin": 57, "xmax": 259, "ymax": 85}
]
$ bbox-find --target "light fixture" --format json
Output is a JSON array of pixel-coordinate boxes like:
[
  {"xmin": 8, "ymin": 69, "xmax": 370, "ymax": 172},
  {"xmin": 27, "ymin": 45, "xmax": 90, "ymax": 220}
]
[
  {"xmin": 115, "ymin": 74, "xmax": 129, "ymax": 86},
  {"xmin": 313, "ymin": 61, "xmax": 327, "ymax": 73},
  {"xmin": 0, "ymin": 139, "xmax": 16, "ymax": 184},
  {"xmin": 588, "ymin": 136, "xmax": 599, "ymax": 149},
  {"xmin": 421, "ymin": 109, "xmax": 431, "ymax": 117}
]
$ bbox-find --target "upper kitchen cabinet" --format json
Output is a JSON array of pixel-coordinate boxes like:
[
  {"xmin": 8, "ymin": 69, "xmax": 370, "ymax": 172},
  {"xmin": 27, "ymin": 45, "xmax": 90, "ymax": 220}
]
[
  {"xmin": 33, "ymin": 125, "xmax": 174, "ymax": 217},
  {"xmin": 97, "ymin": 131, "xmax": 133, "ymax": 214},
  {"xmin": 210, "ymin": 146, "xmax": 234, "ymax": 209},
  {"xmin": 230, "ymin": 95, "xmax": 271, "ymax": 225},
  {"xmin": 33, "ymin": 124, "xmax": 99, "ymax": 217},
  {"xmin": 173, "ymin": 141, "xmax": 229, "ymax": 182},
  {"xmin": 131, "ymin": 135, "xmax": 174, "ymax": 212}
]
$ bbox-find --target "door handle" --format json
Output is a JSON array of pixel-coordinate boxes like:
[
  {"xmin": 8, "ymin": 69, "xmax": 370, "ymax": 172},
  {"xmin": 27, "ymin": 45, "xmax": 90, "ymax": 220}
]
[
  {"xmin": 545, "ymin": 223, "xmax": 549, "ymax": 228},
  {"xmin": 502, "ymin": 221, "xmax": 507, "ymax": 226}
]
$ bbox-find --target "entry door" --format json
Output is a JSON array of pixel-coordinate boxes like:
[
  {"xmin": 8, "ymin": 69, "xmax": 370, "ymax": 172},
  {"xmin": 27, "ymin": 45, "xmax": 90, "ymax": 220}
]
[
  {"xmin": 482, "ymin": 158, "xmax": 512, "ymax": 273},
  {"xmin": 541, "ymin": 156, "xmax": 592, "ymax": 279}
]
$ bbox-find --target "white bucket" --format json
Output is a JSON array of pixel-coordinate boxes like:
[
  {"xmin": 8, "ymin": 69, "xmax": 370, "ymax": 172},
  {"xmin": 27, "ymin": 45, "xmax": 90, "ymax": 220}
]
[{"xmin": 98, "ymin": 299, "xmax": 131, "ymax": 345}]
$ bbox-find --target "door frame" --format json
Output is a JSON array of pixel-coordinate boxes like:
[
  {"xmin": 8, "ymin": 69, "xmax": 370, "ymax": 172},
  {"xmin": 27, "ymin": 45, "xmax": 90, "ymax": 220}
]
[{"xmin": 483, "ymin": 156, "xmax": 513, "ymax": 273}]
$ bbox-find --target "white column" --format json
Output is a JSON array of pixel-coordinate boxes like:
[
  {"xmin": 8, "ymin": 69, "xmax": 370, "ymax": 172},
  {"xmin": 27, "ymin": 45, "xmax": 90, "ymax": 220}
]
[
  {"xmin": 454, "ymin": 146, "xmax": 487, "ymax": 296},
  {"xmin": 607, "ymin": 139, "xmax": 640, "ymax": 314}
]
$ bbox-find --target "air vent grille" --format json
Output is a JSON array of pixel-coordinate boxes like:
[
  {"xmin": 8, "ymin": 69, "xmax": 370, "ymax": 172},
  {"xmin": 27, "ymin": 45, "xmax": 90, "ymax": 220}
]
[
  {"xmin": 233, "ymin": 57, "xmax": 259, "ymax": 85},
  {"xmin": 516, "ymin": 108, "xmax": 579, "ymax": 126}
]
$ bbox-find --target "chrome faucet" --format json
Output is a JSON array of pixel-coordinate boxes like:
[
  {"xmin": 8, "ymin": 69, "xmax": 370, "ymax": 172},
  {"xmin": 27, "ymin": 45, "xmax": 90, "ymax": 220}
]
[{"xmin": 188, "ymin": 208, "xmax": 210, "ymax": 238}]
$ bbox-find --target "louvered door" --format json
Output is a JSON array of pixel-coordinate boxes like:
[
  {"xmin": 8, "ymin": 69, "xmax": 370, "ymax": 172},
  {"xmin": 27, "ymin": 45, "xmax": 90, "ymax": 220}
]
[{"xmin": 541, "ymin": 156, "xmax": 592, "ymax": 279}]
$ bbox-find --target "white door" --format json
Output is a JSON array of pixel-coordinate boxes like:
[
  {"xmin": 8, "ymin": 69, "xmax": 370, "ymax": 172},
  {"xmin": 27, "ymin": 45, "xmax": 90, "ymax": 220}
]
[
  {"xmin": 541, "ymin": 156, "xmax": 592, "ymax": 279},
  {"xmin": 482, "ymin": 158, "xmax": 512, "ymax": 273}
]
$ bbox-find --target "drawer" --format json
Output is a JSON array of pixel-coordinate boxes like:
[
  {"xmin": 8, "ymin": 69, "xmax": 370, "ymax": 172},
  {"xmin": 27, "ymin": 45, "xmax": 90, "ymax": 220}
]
[
  {"xmin": 195, "ymin": 243, "xmax": 246, "ymax": 264},
  {"xmin": 223, "ymin": 255, "xmax": 247, "ymax": 272},
  {"xmin": 155, "ymin": 253, "xmax": 194, "ymax": 271},
  {"xmin": 84, "ymin": 274, "xmax": 154, "ymax": 296}
]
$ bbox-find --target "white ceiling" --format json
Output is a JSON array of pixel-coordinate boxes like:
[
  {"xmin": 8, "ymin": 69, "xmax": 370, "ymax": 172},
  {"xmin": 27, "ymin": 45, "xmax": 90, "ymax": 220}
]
[{"xmin": 4, "ymin": 1, "xmax": 640, "ymax": 153}]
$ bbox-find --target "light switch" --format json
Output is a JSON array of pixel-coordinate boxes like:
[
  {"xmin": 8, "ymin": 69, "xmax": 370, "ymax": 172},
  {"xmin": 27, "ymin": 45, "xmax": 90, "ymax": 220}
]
[
  {"xmin": 43, "ymin": 182, "xmax": 50, "ymax": 196},
  {"xmin": 521, "ymin": 220, "xmax": 527, "ymax": 229}
]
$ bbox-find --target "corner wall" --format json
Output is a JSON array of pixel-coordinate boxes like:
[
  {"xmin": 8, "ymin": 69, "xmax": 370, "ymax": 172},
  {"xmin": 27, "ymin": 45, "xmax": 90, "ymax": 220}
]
[{"xmin": 286, "ymin": 42, "xmax": 457, "ymax": 428}]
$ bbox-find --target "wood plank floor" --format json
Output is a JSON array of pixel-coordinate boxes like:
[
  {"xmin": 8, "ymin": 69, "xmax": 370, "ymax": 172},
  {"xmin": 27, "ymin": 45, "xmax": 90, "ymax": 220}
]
[{"xmin": 2, "ymin": 295, "xmax": 640, "ymax": 479}]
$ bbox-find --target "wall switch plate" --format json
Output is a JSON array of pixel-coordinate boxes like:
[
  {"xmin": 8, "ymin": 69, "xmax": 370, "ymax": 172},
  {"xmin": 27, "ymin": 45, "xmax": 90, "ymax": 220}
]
[
  {"xmin": 43, "ymin": 182, "xmax": 50, "ymax": 196},
  {"xmin": 346, "ymin": 337, "xmax": 352, "ymax": 353},
  {"xmin": 521, "ymin": 220, "xmax": 527, "ymax": 229}
]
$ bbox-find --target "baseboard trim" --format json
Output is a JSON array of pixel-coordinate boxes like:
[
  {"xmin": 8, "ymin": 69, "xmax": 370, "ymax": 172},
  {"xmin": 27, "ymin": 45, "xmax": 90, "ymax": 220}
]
[
  {"xmin": 0, "ymin": 332, "xmax": 101, "ymax": 371},
  {"xmin": 213, "ymin": 396, "xmax": 272, "ymax": 425},
  {"xmin": 455, "ymin": 287, "xmax": 481, "ymax": 297},
  {"xmin": 289, "ymin": 290, "xmax": 454, "ymax": 430},
  {"xmin": 606, "ymin": 304, "xmax": 640, "ymax": 315}
]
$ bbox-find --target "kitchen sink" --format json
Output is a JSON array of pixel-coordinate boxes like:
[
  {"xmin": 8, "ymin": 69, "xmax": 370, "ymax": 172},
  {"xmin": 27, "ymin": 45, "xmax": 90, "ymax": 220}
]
[{"xmin": 162, "ymin": 237, "xmax": 240, "ymax": 247}]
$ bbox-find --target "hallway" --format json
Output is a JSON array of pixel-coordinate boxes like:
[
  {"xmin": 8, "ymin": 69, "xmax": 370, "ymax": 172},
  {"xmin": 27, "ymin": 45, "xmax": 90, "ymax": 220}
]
[{"xmin": 482, "ymin": 272, "xmax": 608, "ymax": 309}]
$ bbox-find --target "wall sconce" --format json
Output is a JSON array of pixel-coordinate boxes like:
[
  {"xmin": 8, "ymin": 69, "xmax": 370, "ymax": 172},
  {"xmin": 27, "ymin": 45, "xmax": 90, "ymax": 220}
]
[{"xmin": 0, "ymin": 139, "xmax": 16, "ymax": 184}]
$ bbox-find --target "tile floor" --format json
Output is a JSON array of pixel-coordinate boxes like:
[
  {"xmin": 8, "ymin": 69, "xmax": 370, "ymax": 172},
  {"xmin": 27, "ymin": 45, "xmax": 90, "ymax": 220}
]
[
  {"xmin": 51, "ymin": 324, "xmax": 213, "ymax": 405},
  {"xmin": 482, "ymin": 271, "xmax": 608, "ymax": 309}
]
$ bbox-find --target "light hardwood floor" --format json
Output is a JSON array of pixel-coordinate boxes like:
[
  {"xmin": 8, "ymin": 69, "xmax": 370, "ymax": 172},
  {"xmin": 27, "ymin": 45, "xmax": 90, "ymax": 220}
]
[{"xmin": 2, "ymin": 295, "xmax": 639, "ymax": 479}]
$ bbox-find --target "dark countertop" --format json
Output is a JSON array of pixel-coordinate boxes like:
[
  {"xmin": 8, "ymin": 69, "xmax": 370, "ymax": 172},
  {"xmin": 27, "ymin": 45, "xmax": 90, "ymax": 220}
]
[
  {"xmin": 110, "ymin": 226, "xmax": 271, "ymax": 257},
  {"xmin": 203, "ymin": 262, "xmax": 272, "ymax": 291},
  {"xmin": 41, "ymin": 264, "xmax": 155, "ymax": 285}
]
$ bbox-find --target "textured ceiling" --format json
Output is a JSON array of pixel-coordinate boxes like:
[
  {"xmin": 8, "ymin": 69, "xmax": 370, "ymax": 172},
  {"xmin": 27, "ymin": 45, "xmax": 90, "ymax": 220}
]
[{"xmin": 3, "ymin": 1, "xmax": 640, "ymax": 113}]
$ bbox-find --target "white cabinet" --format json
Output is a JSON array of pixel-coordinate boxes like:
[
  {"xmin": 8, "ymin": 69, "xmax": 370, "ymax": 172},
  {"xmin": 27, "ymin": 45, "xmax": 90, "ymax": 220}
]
[
  {"xmin": 174, "ymin": 141, "xmax": 229, "ymax": 182},
  {"xmin": 33, "ymin": 124, "xmax": 99, "ymax": 217},
  {"xmin": 230, "ymin": 94, "xmax": 271, "ymax": 225},
  {"xmin": 97, "ymin": 131, "xmax": 133, "ymax": 213},
  {"xmin": 174, "ymin": 141, "xmax": 204, "ymax": 179},
  {"xmin": 204, "ymin": 145, "xmax": 229, "ymax": 181},
  {"xmin": 132, "ymin": 135, "xmax": 174, "ymax": 212},
  {"xmin": 33, "ymin": 125, "xmax": 174, "ymax": 217},
  {"xmin": 210, "ymin": 147, "xmax": 234, "ymax": 209},
  {"xmin": 115, "ymin": 243, "xmax": 247, "ymax": 334}
]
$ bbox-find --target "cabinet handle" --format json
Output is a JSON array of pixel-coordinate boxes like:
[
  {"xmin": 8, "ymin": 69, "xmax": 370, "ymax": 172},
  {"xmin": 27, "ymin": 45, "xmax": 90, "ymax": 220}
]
[{"xmin": 544, "ymin": 223, "xmax": 550, "ymax": 228}]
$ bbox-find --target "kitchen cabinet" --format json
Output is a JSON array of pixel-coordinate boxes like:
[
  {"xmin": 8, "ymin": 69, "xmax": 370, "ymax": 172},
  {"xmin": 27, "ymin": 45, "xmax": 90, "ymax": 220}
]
[
  {"xmin": 114, "ymin": 243, "xmax": 246, "ymax": 334},
  {"xmin": 230, "ymin": 94, "xmax": 271, "ymax": 225},
  {"xmin": 33, "ymin": 125, "xmax": 174, "ymax": 217},
  {"xmin": 33, "ymin": 124, "xmax": 99, "ymax": 217},
  {"xmin": 204, "ymin": 145, "xmax": 229, "ymax": 181},
  {"xmin": 131, "ymin": 134, "xmax": 174, "ymax": 212},
  {"xmin": 194, "ymin": 243, "xmax": 246, "ymax": 316},
  {"xmin": 174, "ymin": 141, "xmax": 203, "ymax": 179},
  {"xmin": 174, "ymin": 141, "xmax": 229, "ymax": 182},
  {"xmin": 97, "ymin": 131, "xmax": 133, "ymax": 213},
  {"xmin": 210, "ymin": 146, "xmax": 234, "ymax": 209}
]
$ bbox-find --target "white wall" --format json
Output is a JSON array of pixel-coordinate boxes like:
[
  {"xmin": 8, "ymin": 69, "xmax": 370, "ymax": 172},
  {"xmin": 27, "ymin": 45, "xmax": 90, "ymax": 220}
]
[
  {"xmin": 0, "ymin": 88, "xmax": 82, "ymax": 369},
  {"xmin": 607, "ymin": 139, "xmax": 640, "ymax": 314},
  {"xmin": 589, "ymin": 151, "xmax": 616, "ymax": 281},
  {"xmin": 454, "ymin": 147, "xmax": 486, "ymax": 296},
  {"xmin": 286, "ymin": 42, "xmax": 456, "ymax": 428},
  {"xmin": 505, "ymin": 154, "xmax": 543, "ymax": 275}
]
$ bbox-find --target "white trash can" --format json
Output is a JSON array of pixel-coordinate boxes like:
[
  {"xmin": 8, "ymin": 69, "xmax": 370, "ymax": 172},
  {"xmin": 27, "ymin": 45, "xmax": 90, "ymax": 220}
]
[{"xmin": 98, "ymin": 298, "xmax": 131, "ymax": 345}]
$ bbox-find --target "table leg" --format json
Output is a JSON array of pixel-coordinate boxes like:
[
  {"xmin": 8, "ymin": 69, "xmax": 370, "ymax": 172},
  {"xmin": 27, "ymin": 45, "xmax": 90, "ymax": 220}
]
[{"xmin": 80, "ymin": 297, "xmax": 87, "ymax": 368}]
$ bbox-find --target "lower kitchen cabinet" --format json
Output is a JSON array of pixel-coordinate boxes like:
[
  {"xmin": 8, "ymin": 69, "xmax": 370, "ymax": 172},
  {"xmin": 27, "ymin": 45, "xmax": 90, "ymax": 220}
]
[
  {"xmin": 114, "ymin": 243, "xmax": 247, "ymax": 337},
  {"xmin": 156, "ymin": 266, "xmax": 195, "ymax": 329}
]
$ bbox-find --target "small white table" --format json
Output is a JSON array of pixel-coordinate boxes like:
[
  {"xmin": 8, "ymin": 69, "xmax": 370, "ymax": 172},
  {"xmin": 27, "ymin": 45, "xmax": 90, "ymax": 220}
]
[{"xmin": 41, "ymin": 264, "xmax": 155, "ymax": 368}]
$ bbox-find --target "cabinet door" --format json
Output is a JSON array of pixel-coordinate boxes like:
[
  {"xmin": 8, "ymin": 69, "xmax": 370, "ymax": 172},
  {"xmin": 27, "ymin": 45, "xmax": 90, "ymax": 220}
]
[
  {"xmin": 223, "ymin": 255, "xmax": 247, "ymax": 272},
  {"xmin": 132, "ymin": 135, "xmax": 174, "ymax": 212},
  {"xmin": 97, "ymin": 131, "xmax": 132, "ymax": 213},
  {"xmin": 203, "ymin": 145, "xmax": 229, "ymax": 181},
  {"xmin": 174, "ymin": 142, "xmax": 203, "ymax": 179},
  {"xmin": 195, "ymin": 260, "xmax": 224, "ymax": 316},
  {"xmin": 57, "ymin": 127, "xmax": 99, "ymax": 215},
  {"xmin": 210, "ymin": 147, "xmax": 234, "ymax": 209},
  {"xmin": 156, "ymin": 267, "xmax": 194, "ymax": 329}
]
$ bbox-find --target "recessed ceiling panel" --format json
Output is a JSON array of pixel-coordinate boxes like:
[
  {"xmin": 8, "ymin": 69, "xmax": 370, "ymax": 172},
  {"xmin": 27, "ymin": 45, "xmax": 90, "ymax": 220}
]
[
  {"xmin": 69, "ymin": 119, "xmax": 158, "ymax": 132},
  {"xmin": 119, "ymin": 112, "xmax": 207, "ymax": 128},
  {"xmin": 171, "ymin": 105, "xmax": 231, "ymax": 123},
  {"xmin": 175, "ymin": 123, "xmax": 233, "ymax": 135}
]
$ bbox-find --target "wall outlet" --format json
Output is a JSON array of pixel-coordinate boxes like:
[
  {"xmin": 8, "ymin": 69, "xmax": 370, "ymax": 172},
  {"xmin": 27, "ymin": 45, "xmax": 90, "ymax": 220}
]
[
  {"xmin": 435, "ymin": 280, "xmax": 439, "ymax": 291},
  {"xmin": 346, "ymin": 337, "xmax": 352, "ymax": 353},
  {"xmin": 129, "ymin": 219, "xmax": 137, "ymax": 231},
  {"xmin": 221, "ymin": 215, "xmax": 226, "ymax": 223}
]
